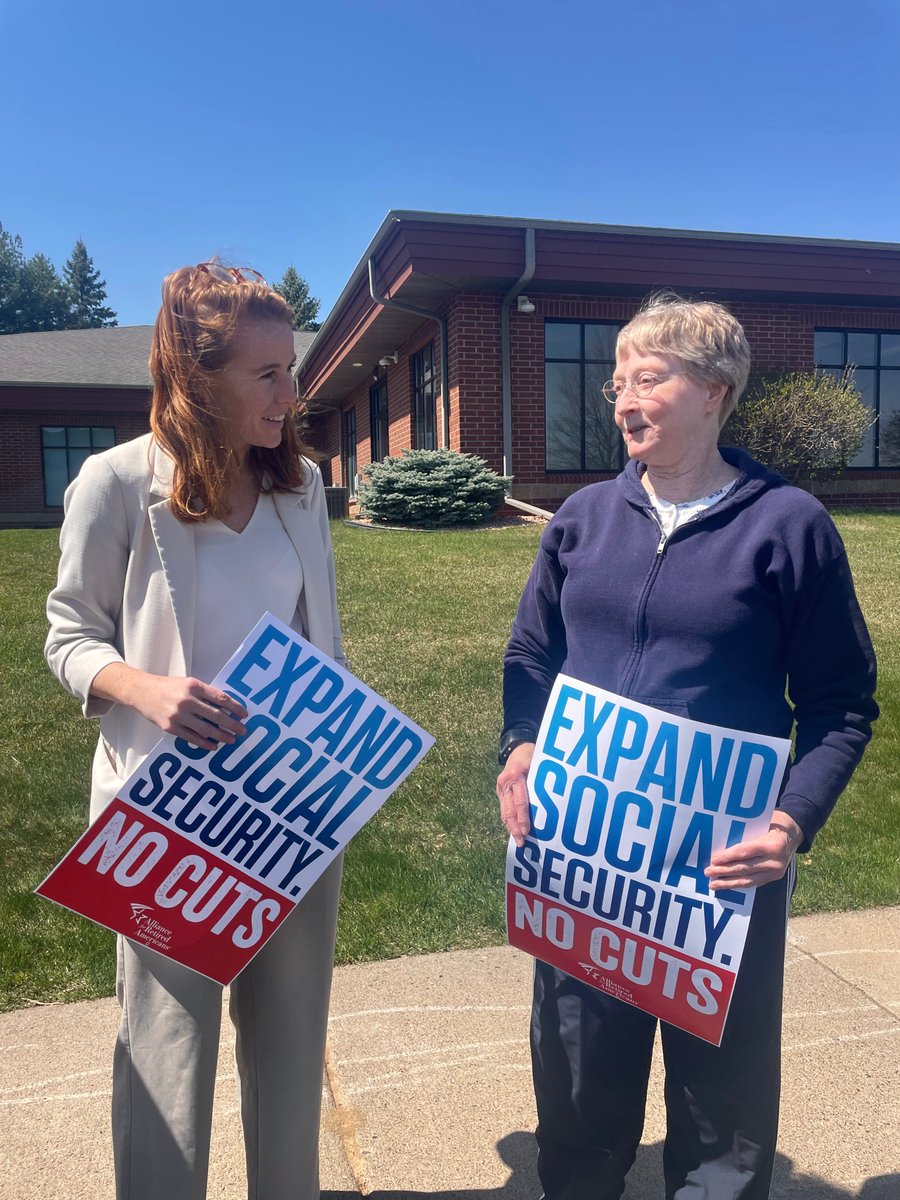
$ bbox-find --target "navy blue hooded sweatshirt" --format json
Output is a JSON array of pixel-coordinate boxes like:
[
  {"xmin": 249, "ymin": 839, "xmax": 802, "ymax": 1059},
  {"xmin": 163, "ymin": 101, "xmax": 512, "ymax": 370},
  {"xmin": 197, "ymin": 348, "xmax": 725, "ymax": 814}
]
[{"xmin": 502, "ymin": 448, "xmax": 878, "ymax": 850}]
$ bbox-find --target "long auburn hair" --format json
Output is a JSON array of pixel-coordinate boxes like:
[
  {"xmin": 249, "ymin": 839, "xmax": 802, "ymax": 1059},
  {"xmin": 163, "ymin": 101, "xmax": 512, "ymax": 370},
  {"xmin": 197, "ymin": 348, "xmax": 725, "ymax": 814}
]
[{"xmin": 149, "ymin": 263, "xmax": 314, "ymax": 522}]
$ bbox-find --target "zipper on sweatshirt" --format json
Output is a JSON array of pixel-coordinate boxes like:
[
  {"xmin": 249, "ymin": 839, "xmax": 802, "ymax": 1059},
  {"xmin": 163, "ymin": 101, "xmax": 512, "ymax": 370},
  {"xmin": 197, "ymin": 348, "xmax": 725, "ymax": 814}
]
[
  {"xmin": 647, "ymin": 504, "xmax": 672, "ymax": 554},
  {"xmin": 619, "ymin": 507, "xmax": 696, "ymax": 693},
  {"xmin": 619, "ymin": 512, "xmax": 665, "ymax": 693}
]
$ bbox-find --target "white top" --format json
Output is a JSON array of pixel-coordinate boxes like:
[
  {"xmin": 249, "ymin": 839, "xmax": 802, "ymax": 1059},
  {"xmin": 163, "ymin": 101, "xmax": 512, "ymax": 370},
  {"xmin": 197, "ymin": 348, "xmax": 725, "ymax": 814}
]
[
  {"xmin": 192, "ymin": 492, "xmax": 305, "ymax": 683},
  {"xmin": 647, "ymin": 480, "xmax": 737, "ymax": 548}
]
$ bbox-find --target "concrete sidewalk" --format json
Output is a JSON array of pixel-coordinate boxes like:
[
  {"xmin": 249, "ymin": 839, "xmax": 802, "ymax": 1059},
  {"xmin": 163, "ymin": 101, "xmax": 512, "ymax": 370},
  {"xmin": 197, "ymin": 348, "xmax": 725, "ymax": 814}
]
[{"xmin": 2, "ymin": 908, "xmax": 898, "ymax": 1200}]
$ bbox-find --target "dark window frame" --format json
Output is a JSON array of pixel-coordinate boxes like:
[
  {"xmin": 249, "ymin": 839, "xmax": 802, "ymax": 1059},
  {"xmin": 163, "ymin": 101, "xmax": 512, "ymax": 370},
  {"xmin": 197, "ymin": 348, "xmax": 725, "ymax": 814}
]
[
  {"xmin": 41, "ymin": 424, "xmax": 115, "ymax": 507},
  {"xmin": 412, "ymin": 342, "xmax": 436, "ymax": 451},
  {"xmin": 369, "ymin": 376, "xmax": 389, "ymax": 463},
  {"xmin": 343, "ymin": 408, "xmax": 358, "ymax": 493},
  {"xmin": 814, "ymin": 327, "xmax": 900, "ymax": 469},
  {"xmin": 544, "ymin": 318, "xmax": 623, "ymax": 473}
]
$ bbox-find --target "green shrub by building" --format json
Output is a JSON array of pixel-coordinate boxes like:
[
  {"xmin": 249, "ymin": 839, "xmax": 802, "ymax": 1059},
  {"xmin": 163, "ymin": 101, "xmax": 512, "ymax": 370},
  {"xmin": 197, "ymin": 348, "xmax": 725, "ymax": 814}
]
[
  {"xmin": 358, "ymin": 448, "xmax": 511, "ymax": 527},
  {"xmin": 722, "ymin": 369, "xmax": 871, "ymax": 483}
]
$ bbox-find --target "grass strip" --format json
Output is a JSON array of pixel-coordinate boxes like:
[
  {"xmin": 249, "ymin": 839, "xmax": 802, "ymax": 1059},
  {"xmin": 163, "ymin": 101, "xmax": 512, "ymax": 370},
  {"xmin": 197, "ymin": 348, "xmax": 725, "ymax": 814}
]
[{"xmin": 0, "ymin": 515, "xmax": 896, "ymax": 1011}]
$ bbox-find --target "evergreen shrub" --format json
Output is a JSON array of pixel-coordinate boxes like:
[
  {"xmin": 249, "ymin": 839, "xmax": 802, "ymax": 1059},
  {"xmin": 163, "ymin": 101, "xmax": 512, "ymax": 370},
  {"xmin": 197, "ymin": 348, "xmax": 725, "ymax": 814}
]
[{"xmin": 358, "ymin": 448, "xmax": 511, "ymax": 527}]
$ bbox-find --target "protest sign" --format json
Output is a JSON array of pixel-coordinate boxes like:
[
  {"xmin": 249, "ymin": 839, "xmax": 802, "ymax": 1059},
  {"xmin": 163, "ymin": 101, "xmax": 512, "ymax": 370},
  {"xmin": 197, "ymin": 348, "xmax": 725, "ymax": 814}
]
[
  {"xmin": 38, "ymin": 613, "xmax": 434, "ymax": 985},
  {"xmin": 505, "ymin": 675, "xmax": 791, "ymax": 1044}
]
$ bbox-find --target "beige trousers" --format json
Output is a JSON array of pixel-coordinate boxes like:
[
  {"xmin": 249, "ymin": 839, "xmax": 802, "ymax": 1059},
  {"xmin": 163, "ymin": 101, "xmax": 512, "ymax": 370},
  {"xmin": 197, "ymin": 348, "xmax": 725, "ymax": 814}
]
[{"xmin": 111, "ymin": 858, "xmax": 343, "ymax": 1200}]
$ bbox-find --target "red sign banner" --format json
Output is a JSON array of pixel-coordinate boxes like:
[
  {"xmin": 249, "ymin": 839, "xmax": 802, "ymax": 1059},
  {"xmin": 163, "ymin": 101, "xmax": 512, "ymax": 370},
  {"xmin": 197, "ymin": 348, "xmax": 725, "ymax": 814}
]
[
  {"xmin": 39, "ymin": 798, "xmax": 290, "ymax": 984},
  {"xmin": 507, "ymin": 884, "xmax": 737, "ymax": 1043}
]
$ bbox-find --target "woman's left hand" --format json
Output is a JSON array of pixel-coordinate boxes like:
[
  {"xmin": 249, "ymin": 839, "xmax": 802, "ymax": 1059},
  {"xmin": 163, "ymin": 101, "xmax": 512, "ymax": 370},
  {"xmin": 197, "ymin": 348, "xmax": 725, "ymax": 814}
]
[{"xmin": 705, "ymin": 812, "xmax": 804, "ymax": 891}]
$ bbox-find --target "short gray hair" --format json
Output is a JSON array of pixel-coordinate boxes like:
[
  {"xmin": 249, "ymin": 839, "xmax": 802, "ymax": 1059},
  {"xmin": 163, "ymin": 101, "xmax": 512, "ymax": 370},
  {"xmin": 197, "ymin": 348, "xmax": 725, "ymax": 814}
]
[{"xmin": 617, "ymin": 292, "xmax": 751, "ymax": 427}]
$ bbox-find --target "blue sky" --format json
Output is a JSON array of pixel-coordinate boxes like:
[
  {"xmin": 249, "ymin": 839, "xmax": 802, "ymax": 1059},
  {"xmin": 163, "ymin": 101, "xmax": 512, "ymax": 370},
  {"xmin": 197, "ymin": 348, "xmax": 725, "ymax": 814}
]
[{"xmin": 2, "ymin": 0, "xmax": 898, "ymax": 327}]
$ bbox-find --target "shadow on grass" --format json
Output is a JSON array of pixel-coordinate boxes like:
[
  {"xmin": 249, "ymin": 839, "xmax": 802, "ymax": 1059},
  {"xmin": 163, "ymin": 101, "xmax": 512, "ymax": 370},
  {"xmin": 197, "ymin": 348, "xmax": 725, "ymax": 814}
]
[{"xmin": 322, "ymin": 1128, "xmax": 899, "ymax": 1199}]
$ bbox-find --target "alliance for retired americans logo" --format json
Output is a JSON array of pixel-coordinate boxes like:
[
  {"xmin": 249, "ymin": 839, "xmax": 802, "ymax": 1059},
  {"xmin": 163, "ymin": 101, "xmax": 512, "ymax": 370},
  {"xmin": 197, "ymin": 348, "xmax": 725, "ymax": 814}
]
[{"xmin": 129, "ymin": 903, "xmax": 173, "ymax": 951}]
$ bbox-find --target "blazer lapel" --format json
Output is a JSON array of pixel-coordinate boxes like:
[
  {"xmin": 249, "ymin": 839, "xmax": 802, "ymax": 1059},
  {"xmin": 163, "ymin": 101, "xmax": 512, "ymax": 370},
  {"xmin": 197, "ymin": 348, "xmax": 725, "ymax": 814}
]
[
  {"xmin": 273, "ymin": 491, "xmax": 333, "ymax": 655},
  {"xmin": 148, "ymin": 442, "xmax": 196, "ymax": 674}
]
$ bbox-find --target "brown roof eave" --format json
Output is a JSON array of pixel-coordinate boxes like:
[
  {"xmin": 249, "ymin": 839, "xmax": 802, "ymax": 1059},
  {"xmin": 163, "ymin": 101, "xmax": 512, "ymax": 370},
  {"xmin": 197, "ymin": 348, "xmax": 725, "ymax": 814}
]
[
  {"xmin": 298, "ymin": 210, "xmax": 900, "ymax": 399},
  {"xmin": 385, "ymin": 210, "xmax": 900, "ymax": 254},
  {"xmin": 296, "ymin": 212, "xmax": 404, "ymax": 376}
]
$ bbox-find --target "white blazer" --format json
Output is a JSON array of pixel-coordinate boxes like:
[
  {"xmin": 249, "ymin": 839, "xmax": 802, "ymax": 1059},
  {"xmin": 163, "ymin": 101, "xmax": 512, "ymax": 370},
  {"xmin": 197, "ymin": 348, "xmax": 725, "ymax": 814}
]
[{"xmin": 46, "ymin": 434, "xmax": 345, "ymax": 819}]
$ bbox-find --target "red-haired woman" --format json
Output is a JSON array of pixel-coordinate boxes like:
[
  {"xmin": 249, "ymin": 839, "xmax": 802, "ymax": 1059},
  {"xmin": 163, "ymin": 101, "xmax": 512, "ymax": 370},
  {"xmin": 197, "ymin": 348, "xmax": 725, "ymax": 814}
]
[{"xmin": 46, "ymin": 263, "xmax": 344, "ymax": 1200}]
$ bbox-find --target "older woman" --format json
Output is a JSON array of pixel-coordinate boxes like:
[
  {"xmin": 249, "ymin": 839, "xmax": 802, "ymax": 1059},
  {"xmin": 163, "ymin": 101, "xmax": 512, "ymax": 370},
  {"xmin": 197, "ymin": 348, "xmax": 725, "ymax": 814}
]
[
  {"xmin": 46, "ymin": 262, "xmax": 344, "ymax": 1200},
  {"xmin": 497, "ymin": 295, "xmax": 877, "ymax": 1200}
]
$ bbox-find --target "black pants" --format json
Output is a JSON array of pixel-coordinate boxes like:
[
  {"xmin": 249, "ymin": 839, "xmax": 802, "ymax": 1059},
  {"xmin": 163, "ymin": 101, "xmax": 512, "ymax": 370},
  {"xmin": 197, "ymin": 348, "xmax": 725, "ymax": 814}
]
[{"xmin": 531, "ymin": 865, "xmax": 794, "ymax": 1200}]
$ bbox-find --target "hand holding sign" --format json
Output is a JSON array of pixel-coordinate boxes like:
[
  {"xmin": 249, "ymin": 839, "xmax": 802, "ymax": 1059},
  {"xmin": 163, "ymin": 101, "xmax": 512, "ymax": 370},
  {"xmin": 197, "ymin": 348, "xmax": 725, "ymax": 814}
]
[
  {"xmin": 497, "ymin": 741, "xmax": 536, "ymax": 847},
  {"xmin": 504, "ymin": 675, "xmax": 792, "ymax": 1044},
  {"xmin": 706, "ymin": 811, "xmax": 803, "ymax": 890},
  {"xmin": 91, "ymin": 665, "xmax": 250, "ymax": 750},
  {"xmin": 38, "ymin": 613, "xmax": 434, "ymax": 985}
]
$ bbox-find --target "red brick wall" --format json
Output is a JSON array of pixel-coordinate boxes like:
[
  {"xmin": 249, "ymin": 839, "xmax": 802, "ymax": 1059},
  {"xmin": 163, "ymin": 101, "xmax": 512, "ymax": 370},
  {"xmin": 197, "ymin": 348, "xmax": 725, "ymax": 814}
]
[
  {"xmin": 394, "ymin": 322, "xmax": 439, "ymax": 453},
  {"xmin": 1, "ymin": 409, "xmax": 149, "ymax": 523},
  {"xmin": 341, "ymin": 375, "xmax": 372, "ymax": 491},
  {"xmin": 509, "ymin": 295, "xmax": 636, "ymax": 500},
  {"xmin": 302, "ymin": 406, "xmax": 340, "ymax": 486},
  {"xmin": 508, "ymin": 294, "xmax": 900, "ymax": 506},
  {"xmin": 294, "ymin": 293, "xmax": 900, "ymax": 510},
  {"xmin": 448, "ymin": 292, "xmax": 503, "ymax": 468},
  {"xmin": 305, "ymin": 319, "xmax": 442, "ymax": 489},
  {"xmin": 809, "ymin": 471, "xmax": 900, "ymax": 508}
]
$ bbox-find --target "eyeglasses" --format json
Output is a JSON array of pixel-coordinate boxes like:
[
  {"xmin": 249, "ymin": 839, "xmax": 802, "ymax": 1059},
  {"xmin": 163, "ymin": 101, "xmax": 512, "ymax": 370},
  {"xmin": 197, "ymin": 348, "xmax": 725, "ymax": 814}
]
[
  {"xmin": 601, "ymin": 371, "xmax": 687, "ymax": 404},
  {"xmin": 196, "ymin": 262, "xmax": 268, "ymax": 286}
]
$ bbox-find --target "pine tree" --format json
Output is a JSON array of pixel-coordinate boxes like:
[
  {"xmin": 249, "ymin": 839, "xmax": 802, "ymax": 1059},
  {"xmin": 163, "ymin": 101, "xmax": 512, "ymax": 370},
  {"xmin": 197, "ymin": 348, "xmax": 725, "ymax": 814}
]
[
  {"xmin": 0, "ymin": 224, "xmax": 70, "ymax": 333},
  {"xmin": 63, "ymin": 238, "xmax": 117, "ymax": 328},
  {"xmin": 19, "ymin": 253, "xmax": 70, "ymax": 331},
  {"xmin": 0, "ymin": 222, "xmax": 26, "ymax": 332},
  {"xmin": 273, "ymin": 265, "xmax": 320, "ymax": 331}
]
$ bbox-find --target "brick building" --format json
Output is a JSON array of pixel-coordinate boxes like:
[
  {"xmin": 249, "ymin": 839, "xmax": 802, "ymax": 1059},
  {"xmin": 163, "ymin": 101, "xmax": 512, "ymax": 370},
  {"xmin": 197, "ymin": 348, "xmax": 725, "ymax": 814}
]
[
  {"xmin": 0, "ymin": 326, "xmax": 314, "ymax": 525},
  {"xmin": 0, "ymin": 327, "xmax": 155, "ymax": 525},
  {"xmin": 4, "ymin": 213, "xmax": 900, "ymax": 525},
  {"xmin": 298, "ymin": 212, "xmax": 900, "ymax": 509}
]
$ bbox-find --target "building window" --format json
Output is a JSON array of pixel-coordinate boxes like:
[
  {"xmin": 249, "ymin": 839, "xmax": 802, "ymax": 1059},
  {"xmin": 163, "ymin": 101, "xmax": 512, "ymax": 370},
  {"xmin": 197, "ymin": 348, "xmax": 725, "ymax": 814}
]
[
  {"xmin": 343, "ymin": 408, "xmax": 357, "ymax": 493},
  {"xmin": 815, "ymin": 329, "xmax": 900, "ymax": 467},
  {"xmin": 369, "ymin": 377, "xmax": 389, "ymax": 462},
  {"xmin": 412, "ymin": 343, "xmax": 436, "ymax": 450},
  {"xmin": 41, "ymin": 425, "xmax": 115, "ymax": 506},
  {"xmin": 545, "ymin": 320, "xmax": 623, "ymax": 472}
]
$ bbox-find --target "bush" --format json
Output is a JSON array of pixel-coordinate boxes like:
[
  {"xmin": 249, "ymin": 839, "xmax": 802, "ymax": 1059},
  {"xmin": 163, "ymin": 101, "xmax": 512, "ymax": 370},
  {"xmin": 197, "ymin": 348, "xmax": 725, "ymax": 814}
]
[
  {"xmin": 721, "ymin": 369, "xmax": 872, "ymax": 484},
  {"xmin": 358, "ymin": 449, "xmax": 512, "ymax": 527}
]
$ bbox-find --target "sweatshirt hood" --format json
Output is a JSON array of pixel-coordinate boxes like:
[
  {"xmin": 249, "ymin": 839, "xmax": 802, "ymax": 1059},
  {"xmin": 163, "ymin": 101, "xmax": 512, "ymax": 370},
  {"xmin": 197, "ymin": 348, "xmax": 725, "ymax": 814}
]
[{"xmin": 617, "ymin": 446, "xmax": 790, "ymax": 515}]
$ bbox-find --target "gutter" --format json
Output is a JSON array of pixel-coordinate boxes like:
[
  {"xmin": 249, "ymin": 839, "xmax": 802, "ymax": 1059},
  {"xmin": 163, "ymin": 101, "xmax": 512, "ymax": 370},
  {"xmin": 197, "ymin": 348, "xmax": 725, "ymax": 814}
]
[
  {"xmin": 367, "ymin": 256, "xmax": 450, "ymax": 449},
  {"xmin": 499, "ymin": 226, "xmax": 536, "ymax": 479},
  {"xmin": 504, "ymin": 495, "xmax": 552, "ymax": 519}
]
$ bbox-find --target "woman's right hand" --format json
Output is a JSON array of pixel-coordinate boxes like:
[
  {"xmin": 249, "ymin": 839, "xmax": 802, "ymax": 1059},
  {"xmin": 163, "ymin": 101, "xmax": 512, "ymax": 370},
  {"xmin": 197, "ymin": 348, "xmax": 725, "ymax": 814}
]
[
  {"xmin": 496, "ymin": 742, "xmax": 535, "ymax": 848},
  {"xmin": 91, "ymin": 664, "xmax": 248, "ymax": 750}
]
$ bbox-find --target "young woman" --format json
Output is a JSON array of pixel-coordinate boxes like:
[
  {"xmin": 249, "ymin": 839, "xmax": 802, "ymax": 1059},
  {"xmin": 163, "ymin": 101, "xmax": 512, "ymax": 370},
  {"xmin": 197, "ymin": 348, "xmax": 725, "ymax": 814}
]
[{"xmin": 46, "ymin": 262, "xmax": 344, "ymax": 1200}]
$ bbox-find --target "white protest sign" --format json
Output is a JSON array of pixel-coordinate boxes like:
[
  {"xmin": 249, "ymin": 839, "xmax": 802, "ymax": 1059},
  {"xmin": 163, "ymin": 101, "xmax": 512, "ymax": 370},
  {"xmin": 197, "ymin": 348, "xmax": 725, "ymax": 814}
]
[
  {"xmin": 506, "ymin": 675, "xmax": 791, "ymax": 1044},
  {"xmin": 39, "ymin": 613, "xmax": 434, "ymax": 984}
]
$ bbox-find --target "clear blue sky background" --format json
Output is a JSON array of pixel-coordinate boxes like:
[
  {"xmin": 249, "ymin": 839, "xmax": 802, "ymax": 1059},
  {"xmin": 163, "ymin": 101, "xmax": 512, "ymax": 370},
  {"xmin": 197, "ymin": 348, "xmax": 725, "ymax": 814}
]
[{"xmin": 2, "ymin": 0, "xmax": 898, "ymax": 327}]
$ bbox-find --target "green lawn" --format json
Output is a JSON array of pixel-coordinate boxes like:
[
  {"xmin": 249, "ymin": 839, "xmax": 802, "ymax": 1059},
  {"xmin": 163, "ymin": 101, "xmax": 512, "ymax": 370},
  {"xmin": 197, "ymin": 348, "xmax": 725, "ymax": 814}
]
[{"xmin": 1, "ymin": 515, "xmax": 897, "ymax": 1011}]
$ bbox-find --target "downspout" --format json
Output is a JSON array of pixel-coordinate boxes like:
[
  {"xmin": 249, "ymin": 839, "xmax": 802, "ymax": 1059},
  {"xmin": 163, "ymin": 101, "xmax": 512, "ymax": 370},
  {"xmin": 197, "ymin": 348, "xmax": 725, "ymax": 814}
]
[
  {"xmin": 500, "ymin": 227, "xmax": 536, "ymax": 480},
  {"xmin": 367, "ymin": 256, "xmax": 449, "ymax": 449}
]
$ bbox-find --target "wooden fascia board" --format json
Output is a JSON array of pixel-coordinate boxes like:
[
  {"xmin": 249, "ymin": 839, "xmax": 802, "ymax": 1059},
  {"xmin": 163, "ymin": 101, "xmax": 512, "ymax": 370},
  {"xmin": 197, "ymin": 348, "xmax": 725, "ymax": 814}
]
[
  {"xmin": 0, "ymin": 385, "xmax": 151, "ymax": 411},
  {"xmin": 301, "ymin": 262, "xmax": 416, "ymax": 399}
]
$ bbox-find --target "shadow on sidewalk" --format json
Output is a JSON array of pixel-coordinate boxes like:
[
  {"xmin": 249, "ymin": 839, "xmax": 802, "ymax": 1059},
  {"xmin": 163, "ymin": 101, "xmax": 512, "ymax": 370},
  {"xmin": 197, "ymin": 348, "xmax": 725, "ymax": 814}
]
[{"xmin": 322, "ymin": 1129, "xmax": 900, "ymax": 1199}]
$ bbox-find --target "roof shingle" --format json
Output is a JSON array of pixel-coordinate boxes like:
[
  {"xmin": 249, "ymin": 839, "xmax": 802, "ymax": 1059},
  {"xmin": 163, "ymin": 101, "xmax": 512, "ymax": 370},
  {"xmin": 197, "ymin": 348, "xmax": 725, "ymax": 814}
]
[{"xmin": 0, "ymin": 327, "xmax": 317, "ymax": 387}]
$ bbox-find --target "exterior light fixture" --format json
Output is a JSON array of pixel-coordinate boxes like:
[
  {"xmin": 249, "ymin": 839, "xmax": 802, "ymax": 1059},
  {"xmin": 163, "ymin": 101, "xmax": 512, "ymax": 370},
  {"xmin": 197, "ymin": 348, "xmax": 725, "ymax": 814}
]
[
  {"xmin": 378, "ymin": 352, "xmax": 399, "ymax": 367},
  {"xmin": 516, "ymin": 296, "xmax": 536, "ymax": 315}
]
